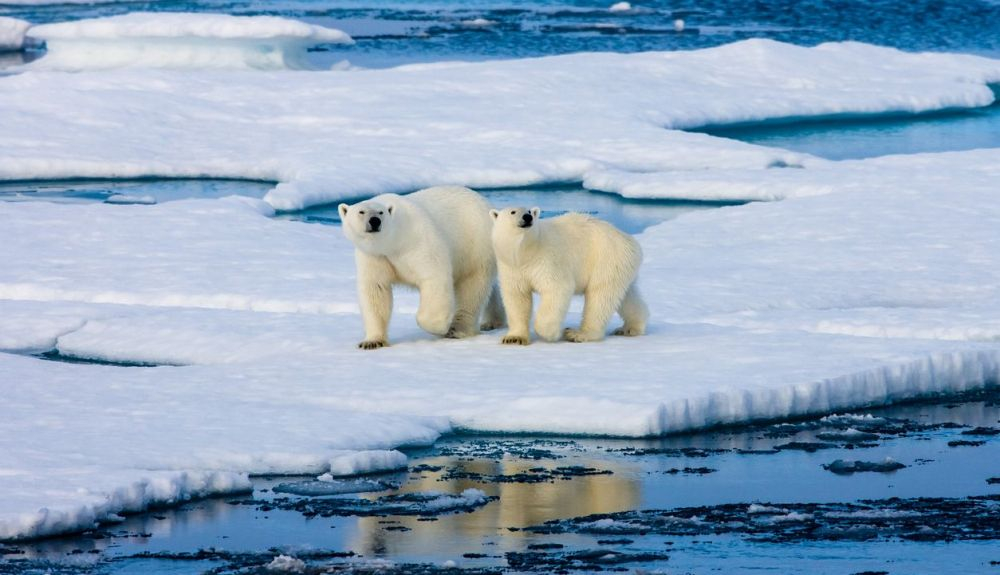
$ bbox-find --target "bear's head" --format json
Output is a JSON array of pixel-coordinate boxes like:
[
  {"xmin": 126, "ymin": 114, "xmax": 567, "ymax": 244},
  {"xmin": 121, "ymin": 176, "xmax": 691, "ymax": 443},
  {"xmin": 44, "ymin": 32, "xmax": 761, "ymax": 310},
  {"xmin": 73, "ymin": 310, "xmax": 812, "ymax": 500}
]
[
  {"xmin": 490, "ymin": 206, "xmax": 541, "ymax": 235},
  {"xmin": 338, "ymin": 199, "xmax": 396, "ymax": 254}
]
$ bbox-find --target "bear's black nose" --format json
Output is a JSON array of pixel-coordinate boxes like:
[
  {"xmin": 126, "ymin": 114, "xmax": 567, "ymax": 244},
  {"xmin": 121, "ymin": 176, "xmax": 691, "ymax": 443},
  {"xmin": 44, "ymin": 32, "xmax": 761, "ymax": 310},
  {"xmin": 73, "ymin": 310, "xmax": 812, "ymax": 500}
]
[
  {"xmin": 368, "ymin": 216, "xmax": 381, "ymax": 232},
  {"xmin": 522, "ymin": 213, "xmax": 533, "ymax": 224}
]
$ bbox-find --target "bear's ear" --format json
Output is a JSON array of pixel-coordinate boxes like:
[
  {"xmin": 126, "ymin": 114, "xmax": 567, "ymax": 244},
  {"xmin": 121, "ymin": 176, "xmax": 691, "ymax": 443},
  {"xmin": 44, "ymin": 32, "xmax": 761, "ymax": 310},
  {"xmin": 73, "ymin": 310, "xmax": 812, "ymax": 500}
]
[
  {"xmin": 338, "ymin": 203, "xmax": 349, "ymax": 218},
  {"xmin": 530, "ymin": 207, "xmax": 541, "ymax": 219},
  {"xmin": 489, "ymin": 209, "xmax": 499, "ymax": 220},
  {"xmin": 386, "ymin": 204, "xmax": 394, "ymax": 215}
]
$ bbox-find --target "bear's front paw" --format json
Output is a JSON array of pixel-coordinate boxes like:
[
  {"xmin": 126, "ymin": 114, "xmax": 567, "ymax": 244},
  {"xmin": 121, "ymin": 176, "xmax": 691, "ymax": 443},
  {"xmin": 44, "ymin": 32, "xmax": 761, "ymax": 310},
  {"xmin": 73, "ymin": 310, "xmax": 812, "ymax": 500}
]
[
  {"xmin": 358, "ymin": 339, "xmax": 388, "ymax": 350},
  {"xmin": 501, "ymin": 334, "xmax": 530, "ymax": 345},
  {"xmin": 563, "ymin": 328, "xmax": 600, "ymax": 343}
]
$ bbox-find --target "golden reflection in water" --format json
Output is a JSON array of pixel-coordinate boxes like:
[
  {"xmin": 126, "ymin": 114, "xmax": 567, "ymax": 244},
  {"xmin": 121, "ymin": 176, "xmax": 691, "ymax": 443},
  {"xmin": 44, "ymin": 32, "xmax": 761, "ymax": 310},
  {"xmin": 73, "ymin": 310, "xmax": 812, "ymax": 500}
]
[{"xmin": 350, "ymin": 455, "xmax": 641, "ymax": 557}]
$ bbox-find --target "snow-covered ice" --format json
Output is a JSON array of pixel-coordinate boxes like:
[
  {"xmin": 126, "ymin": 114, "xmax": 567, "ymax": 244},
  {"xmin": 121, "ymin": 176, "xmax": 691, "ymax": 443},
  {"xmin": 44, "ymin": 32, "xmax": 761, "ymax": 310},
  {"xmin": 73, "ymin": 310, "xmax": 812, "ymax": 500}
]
[
  {"xmin": 322, "ymin": 450, "xmax": 409, "ymax": 478},
  {"xmin": 0, "ymin": 17, "xmax": 30, "ymax": 51},
  {"xmin": 2, "ymin": 40, "xmax": 1000, "ymax": 208},
  {"xmin": 2, "ymin": 39, "xmax": 1000, "ymax": 541},
  {"xmin": 27, "ymin": 13, "xmax": 352, "ymax": 70}
]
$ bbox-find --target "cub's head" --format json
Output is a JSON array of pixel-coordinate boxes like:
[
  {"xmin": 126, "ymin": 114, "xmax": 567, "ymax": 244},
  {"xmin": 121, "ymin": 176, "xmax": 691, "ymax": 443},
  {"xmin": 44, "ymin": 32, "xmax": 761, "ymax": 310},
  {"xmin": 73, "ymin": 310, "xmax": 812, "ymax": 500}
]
[
  {"xmin": 490, "ymin": 206, "xmax": 540, "ymax": 237},
  {"xmin": 338, "ymin": 199, "xmax": 396, "ymax": 253}
]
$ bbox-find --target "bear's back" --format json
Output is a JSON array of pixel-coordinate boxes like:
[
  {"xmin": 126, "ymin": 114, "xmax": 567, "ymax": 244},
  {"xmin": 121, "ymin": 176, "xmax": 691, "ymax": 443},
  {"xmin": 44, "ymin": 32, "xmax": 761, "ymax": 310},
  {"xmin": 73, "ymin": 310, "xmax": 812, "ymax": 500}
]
[{"xmin": 407, "ymin": 186, "xmax": 495, "ymax": 276}]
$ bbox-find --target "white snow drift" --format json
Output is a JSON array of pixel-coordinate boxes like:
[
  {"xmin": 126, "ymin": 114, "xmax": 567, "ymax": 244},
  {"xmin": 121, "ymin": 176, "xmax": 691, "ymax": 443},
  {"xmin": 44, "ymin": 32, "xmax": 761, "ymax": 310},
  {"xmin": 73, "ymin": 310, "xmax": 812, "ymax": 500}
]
[
  {"xmin": 28, "ymin": 12, "xmax": 353, "ymax": 70},
  {"xmin": 2, "ymin": 39, "xmax": 1000, "ymax": 541}
]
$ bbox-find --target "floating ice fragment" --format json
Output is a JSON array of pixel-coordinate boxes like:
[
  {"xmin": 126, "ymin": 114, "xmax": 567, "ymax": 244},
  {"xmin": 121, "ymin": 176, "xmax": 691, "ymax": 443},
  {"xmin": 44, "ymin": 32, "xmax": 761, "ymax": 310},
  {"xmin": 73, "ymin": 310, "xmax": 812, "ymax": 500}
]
[
  {"xmin": 460, "ymin": 18, "xmax": 497, "ymax": 28},
  {"xmin": 822, "ymin": 457, "xmax": 906, "ymax": 474},
  {"xmin": 674, "ymin": 19, "xmax": 685, "ymax": 32},
  {"xmin": 0, "ymin": 17, "xmax": 30, "ymax": 51},
  {"xmin": 747, "ymin": 503, "xmax": 788, "ymax": 514},
  {"xmin": 266, "ymin": 554, "xmax": 306, "ymax": 573},
  {"xmin": 28, "ymin": 12, "xmax": 352, "ymax": 71},
  {"xmin": 609, "ymin": 2, "xmax": 632, "ymax": 12},
  {"xmin": 105, "ymin": 194, "xmax": 156, "ymax": 205}
]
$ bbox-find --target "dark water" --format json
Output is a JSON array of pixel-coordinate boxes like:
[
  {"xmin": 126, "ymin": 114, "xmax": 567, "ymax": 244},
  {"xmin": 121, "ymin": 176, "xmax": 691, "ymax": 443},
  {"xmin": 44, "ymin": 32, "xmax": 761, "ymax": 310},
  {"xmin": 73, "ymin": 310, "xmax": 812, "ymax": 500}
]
[
  {"xmin": 5, "ymin": 0, "xmax": 1000, "ymax": 68},
  {"xmin": 2, "ymin": 389, "xmax": 998, "ymax": 574}
]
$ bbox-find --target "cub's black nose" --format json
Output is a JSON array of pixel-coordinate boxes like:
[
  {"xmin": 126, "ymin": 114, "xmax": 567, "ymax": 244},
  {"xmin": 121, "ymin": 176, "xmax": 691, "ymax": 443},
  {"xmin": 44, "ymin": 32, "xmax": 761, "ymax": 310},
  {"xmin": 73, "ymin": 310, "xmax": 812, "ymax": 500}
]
[
  {"xmin": 368, "ymin": 216, "xmax": 381, "ymax": 232},
  {"xmin": 522, "ymin": 213, "xmax": 533, "ymax": 224}
]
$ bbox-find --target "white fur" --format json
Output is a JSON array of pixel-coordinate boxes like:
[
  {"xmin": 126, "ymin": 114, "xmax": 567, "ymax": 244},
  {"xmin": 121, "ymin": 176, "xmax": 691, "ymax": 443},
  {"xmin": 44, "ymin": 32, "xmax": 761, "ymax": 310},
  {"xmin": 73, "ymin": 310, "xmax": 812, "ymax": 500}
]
[
  {"xmin": 339, "ymin": 186, "xmax": 504, "ymax": 349},
  {"xmin": 491, "ymin": 207, "xmax": 648, "ymax": 344}
]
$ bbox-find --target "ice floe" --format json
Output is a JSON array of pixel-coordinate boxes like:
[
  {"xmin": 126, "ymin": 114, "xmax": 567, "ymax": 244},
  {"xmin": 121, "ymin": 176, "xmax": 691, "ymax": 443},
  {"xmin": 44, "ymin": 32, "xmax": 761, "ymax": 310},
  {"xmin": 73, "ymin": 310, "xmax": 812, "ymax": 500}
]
[
  {"xmin": 0, "ymin": 17, "xmax": 29, "ymax": 51},
  {"xmin": 2, "ymin": 40, "xmax": 1000, "ymax": 208},
  {"xmin": 27, "ymin": 12, "xmax": 352, "ymax": 70},
  {"xmin": 3, "ymin": 38, "xmax": 1000, "ymax": 541}
]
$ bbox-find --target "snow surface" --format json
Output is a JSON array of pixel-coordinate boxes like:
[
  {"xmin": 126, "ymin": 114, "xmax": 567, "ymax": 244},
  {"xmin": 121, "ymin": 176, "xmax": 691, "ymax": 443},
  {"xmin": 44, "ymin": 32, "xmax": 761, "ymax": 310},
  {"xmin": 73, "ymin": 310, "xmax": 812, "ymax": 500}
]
[
  {"xmin": 2, "ymin": 40, "xmax": 1000, "ymax": 208},
  {"xmin": 27, "ymin": 13, "xmax": 352, "ymax": 70},
  {"xmin": 3, "ymin": 39, "xmax": 1000, "ymax": 541},
  {"xmin": 0, "ymin": 17, "xmax": 29, "ymax": 51}
]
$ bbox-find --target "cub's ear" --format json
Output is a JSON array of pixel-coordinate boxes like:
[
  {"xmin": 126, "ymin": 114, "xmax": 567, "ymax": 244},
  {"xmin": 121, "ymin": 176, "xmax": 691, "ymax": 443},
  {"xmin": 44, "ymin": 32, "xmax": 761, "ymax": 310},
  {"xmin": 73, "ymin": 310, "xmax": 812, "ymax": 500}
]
[
  {"xmin": 489, "ymin": 209, "xmax": 499, "ymax": 220},
  {"xmin": 338, "ymin": 203, "xmax": 349, "ymax": 218},
  {"xmin": 530, "ymin": 207, "xmax": 541, "ymax": 219},
  {"xmin": 386, "ymin": 204, "xmax": 394, "ymax": 215}
]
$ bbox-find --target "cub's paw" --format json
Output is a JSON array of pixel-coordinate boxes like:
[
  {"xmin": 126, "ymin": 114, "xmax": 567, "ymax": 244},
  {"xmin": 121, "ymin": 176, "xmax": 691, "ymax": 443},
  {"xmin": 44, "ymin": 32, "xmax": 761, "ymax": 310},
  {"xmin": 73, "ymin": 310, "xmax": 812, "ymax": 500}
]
[
  {"xmin": 501, "ymin": 334, "xmax": 530, "ymax": 345},
  {"xmin": 445, "ymin": 326, "xmax": 478, "ymax": 339},
  {"xmin": 358, "ymin": 339, "xmax": 387, "ymax": 350},
  {"xmin": 480, "ymin": 319, "xmax": 506, "ymax": 332},
  {"xmin": 612, "ymin": 325, "xmax": 643, "ymax": 337},
  {"xmin": 563, "ymin": 328, "xmax": 600, "ymax": 343}
]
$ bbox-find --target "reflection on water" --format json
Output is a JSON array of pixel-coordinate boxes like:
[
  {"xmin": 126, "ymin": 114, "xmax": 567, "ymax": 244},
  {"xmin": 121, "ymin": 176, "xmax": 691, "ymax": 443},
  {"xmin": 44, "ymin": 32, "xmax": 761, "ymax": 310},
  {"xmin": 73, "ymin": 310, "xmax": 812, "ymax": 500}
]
[{"xmin": 351, "ymin": 455, "xmax": 641, "ymax": 558}]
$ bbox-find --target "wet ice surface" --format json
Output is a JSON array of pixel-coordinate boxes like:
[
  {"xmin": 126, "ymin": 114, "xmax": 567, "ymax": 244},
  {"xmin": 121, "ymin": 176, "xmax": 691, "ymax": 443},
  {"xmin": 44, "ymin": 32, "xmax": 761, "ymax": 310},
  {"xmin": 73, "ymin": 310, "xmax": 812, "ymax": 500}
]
[
  {"xmin": 0, "ymin": 180, "xmax": 720, "ymax": 233},
  {"xmin": 2, "ymin": 390, "xmax": 997, "ymax": 574}
]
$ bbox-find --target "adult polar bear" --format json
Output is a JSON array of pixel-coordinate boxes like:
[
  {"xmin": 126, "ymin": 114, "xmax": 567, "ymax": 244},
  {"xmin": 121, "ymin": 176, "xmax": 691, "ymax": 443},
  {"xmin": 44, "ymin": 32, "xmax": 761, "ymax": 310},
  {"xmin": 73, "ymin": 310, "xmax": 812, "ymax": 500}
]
[
  {"xmin": 491, "ymin": 207, "xmax": 648, "ymax": 344},
  {"xmin": 339, "ymin": 186, "xmax": 504, "ymax": 349}
]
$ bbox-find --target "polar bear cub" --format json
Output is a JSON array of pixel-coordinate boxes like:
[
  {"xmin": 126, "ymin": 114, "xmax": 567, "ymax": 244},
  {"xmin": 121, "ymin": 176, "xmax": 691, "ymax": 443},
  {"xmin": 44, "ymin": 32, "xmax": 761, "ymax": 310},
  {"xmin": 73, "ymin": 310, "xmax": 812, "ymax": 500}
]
[
  {"xmin": 490, "ymin": 207, "xmax": 648, "ymax": 344},
  {"xmin": 339, "ymin": 186, "xmax": 504, "ymax": 349}
]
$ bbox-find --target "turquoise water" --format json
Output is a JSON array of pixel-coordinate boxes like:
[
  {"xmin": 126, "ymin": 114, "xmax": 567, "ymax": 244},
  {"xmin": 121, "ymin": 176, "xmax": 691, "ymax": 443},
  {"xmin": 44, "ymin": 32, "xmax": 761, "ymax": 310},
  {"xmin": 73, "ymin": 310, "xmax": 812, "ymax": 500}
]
[
  {"xmin": 0, "ymin": 180, "xmax": 725, "ymax": 233},
  {"xmin": 698, "ymin": 103, "xmax": 1000, "ymax": 160}
]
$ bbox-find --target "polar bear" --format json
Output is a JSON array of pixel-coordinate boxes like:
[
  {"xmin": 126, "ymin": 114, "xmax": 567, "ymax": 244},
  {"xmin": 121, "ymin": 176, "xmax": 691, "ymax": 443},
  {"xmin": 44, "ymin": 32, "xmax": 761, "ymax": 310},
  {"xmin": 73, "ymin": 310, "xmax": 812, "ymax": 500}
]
[
  {"xmin": 339, "ymin": 186, "xmax": 504, "ymax": 349},
  {"xmin": 490, "ymin": 207, "xmax": 648, "ymax": 344}
]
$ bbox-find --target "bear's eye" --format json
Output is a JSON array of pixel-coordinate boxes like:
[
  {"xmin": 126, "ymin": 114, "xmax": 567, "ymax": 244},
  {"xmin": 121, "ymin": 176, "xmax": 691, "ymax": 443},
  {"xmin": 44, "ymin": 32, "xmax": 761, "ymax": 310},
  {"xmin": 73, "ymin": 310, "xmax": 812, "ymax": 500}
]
[
  {"xmin": 359, "ymin": 210, "xmax": 365, "ymax": 215},
  {"xmin": 510, "ymin": 210, "xmax": 516, "ymax": 215},
  {"xmin": 379, "ymin": 211, "xmax": 384, "ymax": 215}
]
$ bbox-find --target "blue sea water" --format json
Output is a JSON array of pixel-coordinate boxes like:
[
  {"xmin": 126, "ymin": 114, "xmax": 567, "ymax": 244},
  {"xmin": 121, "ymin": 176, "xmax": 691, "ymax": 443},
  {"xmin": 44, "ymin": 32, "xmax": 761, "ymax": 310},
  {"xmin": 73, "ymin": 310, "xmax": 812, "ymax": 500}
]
[{"xmin": 6, "ymin": 0, "xmax": 1000, "ymax": 67}]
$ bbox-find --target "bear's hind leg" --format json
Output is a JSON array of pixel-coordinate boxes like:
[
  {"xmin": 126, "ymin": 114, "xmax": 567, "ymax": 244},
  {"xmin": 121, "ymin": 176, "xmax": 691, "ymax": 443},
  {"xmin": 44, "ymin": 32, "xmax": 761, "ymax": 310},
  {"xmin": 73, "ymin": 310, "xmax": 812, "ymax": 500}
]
[
  {"xmin": 447, "ymin": 273, "xmax": 492, "ymax": 338},
  {"xmin": 565, "ymin": 282, "xmax": 628, "ymax": 343},
  {"xmin": 612, "ymin": 283, "xmax": 648, "ymax": 337}
]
